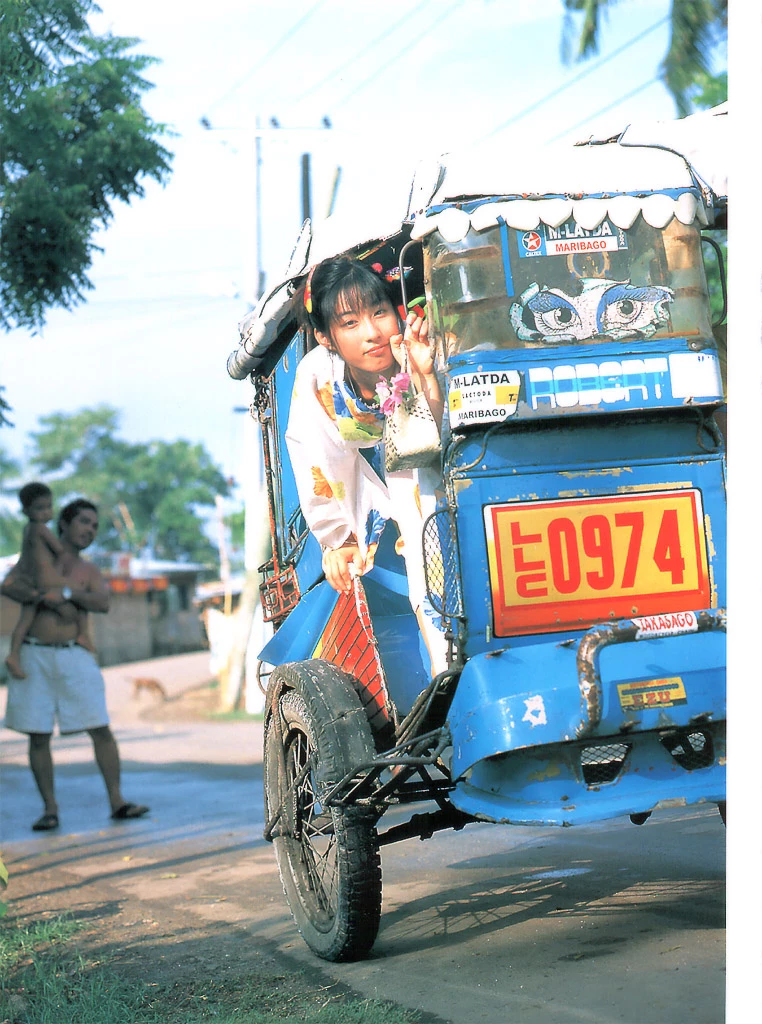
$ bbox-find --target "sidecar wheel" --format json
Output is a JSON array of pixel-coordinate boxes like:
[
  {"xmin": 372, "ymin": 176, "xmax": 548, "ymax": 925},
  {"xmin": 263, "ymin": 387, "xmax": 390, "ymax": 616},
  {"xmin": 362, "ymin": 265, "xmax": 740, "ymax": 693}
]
[{"xmin": 264, "ymin": 661, "xmax": 382, "ymax": 961}]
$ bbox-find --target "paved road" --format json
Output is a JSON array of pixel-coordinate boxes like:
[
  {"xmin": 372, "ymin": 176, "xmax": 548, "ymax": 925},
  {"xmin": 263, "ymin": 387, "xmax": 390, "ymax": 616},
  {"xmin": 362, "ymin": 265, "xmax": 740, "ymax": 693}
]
[{"xmin": 0, "ymin": 652, "xmax": 730, "ymax": 1023}]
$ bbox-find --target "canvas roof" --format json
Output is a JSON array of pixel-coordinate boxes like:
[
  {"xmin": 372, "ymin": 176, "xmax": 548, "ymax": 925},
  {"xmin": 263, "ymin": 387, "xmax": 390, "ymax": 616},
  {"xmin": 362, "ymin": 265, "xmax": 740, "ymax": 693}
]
[{"xmin": 227, "ymin": 106, "xmax": 727, "ymax": 379}]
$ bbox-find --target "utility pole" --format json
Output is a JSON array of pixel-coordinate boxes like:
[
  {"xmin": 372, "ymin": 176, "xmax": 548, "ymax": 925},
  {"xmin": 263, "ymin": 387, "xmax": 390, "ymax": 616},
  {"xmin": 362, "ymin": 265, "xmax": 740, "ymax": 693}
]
[
  {"xmin": 301, "ymin": 152, "xmax": 312, "ymax": 224},
  {"xmin": 250, "ymin": 115, "xmax": 332, "ymax": 299},
  {"xmin": 254, "ymin": 115, "xmax": 266, "ymax": 300},
  {"xmin": 199, "ymin": 114, "xmax": 332, "ymax": 302},
  {"xmin": 200, "ymin": 113, "xmax": 336, "ymax": 709}
]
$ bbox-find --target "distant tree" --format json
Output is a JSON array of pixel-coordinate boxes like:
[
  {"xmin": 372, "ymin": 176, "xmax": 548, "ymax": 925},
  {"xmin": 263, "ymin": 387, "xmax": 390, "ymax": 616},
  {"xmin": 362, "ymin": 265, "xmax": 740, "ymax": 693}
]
[
  {"xmin": 223, "ymin": 506, "xmax": 250, "ymax": 575},
  {"xmin": 0, "ymin": 0, "xmax": 173, "ymax": 333},
  {"xmin": 28, "ymin": 406, "xmax": 230, "ymax": 564},
  {"xmin": 225, "ymin": 508, "xmax": 245, "ymax": 550},
  {"xmin": 562, "ymin": 0, "xmax": 727, "ymax": 115},
  {"xmin": 0, "ymin": 386, "xmax": 13, "ymax": 428},
  {"xmin": 0, "ymin": 445, "xmax": 23, "ymax": 556},
  {"xmin": 689, "ymin": 69, "xmax": 727, "ymax": 111}
]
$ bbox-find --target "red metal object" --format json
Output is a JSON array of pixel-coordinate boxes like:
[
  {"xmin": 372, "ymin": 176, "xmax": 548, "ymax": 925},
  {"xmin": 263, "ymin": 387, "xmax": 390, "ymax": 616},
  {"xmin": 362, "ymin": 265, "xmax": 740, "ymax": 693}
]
[
  {"xmin": 259, "ymin": 562, "xmax": 300, "ymax": 624},
  {"xmin": 317, "ymin": 578, "xmax": 392, "ymax": 732}
]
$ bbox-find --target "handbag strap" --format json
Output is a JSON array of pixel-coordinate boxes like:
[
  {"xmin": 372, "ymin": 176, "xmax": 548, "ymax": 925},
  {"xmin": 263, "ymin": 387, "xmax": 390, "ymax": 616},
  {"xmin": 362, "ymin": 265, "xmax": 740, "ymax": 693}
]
[
  {"xmin": 398, "ymin": 340, "xmax": 419, "ymax": 394},
  {"xmin": 398, "ymin": 339, "xmax": 409, "ymax": 375}
]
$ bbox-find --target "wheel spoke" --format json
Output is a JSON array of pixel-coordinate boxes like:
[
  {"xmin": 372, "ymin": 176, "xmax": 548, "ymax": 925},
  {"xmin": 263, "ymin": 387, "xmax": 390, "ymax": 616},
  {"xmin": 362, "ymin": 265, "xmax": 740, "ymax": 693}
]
[{"xmin": 286, "ymin": 725, "xmax": 339, "ymax": 917}]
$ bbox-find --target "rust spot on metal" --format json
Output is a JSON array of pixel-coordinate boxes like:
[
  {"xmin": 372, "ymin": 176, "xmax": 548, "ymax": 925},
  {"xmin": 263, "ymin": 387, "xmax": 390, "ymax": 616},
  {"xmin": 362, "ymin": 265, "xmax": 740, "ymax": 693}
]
[
  {"xmin": 615, "ymin": 481, "xmax": 693, "ymax": 494},
  {"xmin": 527, "ymin": 762, "xmax": 562, "ymax": 783},
  {"xmin": 559, "ymin": 467, "xmax": 633, "ymax": 480},
  {"xmin": 704, "ymin": 514, "xmax": 716, "ymax": 557}
]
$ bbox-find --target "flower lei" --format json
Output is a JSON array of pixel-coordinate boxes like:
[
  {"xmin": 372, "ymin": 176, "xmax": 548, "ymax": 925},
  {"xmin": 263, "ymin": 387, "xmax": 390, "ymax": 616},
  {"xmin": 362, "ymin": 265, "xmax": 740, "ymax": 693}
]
[{"xmin": 375, "ymin": 371, "xmax": 412, "ymax": 416}]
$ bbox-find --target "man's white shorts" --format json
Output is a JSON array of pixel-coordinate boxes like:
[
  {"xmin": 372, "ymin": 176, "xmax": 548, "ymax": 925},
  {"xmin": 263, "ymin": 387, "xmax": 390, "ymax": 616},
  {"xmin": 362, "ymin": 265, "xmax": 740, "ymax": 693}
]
[{"xmin": 4, "ymin": 642, "xmax": 110, "ymax": 735}]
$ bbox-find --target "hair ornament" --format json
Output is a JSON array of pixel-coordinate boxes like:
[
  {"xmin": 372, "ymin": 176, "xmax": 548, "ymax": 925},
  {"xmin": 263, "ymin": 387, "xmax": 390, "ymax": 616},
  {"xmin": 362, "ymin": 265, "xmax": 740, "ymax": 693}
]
[
  {"xmin": 370, "ymin": 262, "xmax": 412, "ymax": 284},
  {"xmin": 304, "ymin": 265, "xmax": 316, "ymax": 314}
]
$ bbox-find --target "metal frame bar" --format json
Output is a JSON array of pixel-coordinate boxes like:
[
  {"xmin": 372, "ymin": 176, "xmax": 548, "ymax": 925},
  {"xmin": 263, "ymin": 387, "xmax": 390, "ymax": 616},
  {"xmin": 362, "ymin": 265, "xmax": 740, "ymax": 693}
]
[{"xmin": 575, "ymin": 608, "xmax": 726, "ymax": 738}]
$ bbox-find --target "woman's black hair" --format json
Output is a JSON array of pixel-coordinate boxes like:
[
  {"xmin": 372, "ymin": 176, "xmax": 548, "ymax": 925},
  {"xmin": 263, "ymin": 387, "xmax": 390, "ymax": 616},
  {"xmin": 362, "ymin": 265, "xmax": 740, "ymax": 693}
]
[{"xmin": 296, "ymin": 256, "xmax": 395, "ymax": 337}]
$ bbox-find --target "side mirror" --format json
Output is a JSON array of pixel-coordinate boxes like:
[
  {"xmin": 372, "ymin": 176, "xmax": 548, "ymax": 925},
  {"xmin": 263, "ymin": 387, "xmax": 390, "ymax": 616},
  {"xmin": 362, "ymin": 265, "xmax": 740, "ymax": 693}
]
[{"xmin": 701, "ymin": 234, "xmax": 727, "ymax": 327}]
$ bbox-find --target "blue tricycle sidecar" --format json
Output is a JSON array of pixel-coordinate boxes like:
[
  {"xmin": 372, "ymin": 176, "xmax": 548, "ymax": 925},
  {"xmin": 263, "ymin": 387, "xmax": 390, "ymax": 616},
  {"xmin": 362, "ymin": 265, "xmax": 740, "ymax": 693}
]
[{"xmin": 228, "ymin": 106, "xmax": 727, "ymax": 962}]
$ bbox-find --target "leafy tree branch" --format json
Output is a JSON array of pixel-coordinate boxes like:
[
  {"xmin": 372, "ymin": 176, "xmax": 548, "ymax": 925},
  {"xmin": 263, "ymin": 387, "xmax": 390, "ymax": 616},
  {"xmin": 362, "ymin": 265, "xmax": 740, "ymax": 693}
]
[
  {"xmin": 25, "ymin": 406, "xmax": 230, "ymax": 564},
  {"xmin": 562, "ymin": 0, "xmax": 727, "ymax": 115},
  {"xmin": 0, "ymin": 0, "xmax": 173, "ymax": 332}
]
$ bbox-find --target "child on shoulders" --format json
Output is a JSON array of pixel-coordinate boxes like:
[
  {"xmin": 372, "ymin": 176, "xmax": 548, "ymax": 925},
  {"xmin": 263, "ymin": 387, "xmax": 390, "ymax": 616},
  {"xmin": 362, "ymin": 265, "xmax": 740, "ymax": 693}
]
[{"xmin": 4, "ymin": 482, "xmax": 93, "ymax": 679}]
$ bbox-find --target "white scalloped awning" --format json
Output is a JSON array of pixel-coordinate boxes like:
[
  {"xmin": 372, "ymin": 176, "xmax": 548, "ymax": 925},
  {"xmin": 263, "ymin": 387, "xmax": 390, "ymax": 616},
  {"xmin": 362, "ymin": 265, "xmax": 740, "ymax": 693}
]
[{"xmin": 411, "ymin": 188, "xmax": 706, "ymax": 242}]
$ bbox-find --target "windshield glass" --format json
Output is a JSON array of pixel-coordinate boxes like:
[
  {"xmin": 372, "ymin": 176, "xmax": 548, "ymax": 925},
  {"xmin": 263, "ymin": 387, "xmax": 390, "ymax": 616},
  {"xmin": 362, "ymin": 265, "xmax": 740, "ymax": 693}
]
[{"xmin": 424, "ymin": 213, "xmax": 713, "ymax": 357}]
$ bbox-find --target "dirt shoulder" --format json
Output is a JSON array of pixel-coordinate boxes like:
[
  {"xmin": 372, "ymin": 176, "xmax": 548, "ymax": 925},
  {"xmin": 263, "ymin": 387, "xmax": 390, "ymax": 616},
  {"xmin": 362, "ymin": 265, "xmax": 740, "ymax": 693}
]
[{"xmin": 1, "ymin": 658, "xmax": 445, "ymax": 1022}]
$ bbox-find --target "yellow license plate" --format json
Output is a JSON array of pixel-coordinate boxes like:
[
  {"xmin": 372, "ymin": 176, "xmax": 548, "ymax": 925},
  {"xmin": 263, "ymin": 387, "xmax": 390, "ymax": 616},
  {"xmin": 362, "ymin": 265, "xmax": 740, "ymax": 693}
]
[{"xmin": 484, "ymin": 489, "xmax": 710, "ymax": 637}]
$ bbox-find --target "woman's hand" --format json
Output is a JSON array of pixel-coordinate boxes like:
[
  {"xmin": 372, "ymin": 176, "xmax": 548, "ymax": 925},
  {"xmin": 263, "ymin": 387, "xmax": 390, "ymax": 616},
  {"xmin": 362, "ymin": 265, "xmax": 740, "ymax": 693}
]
[
  {"xmin": 390, "ymin": 311, "xmax": 443, "ymax": 428},
  {"xmin": 390, "ymin": 311, "xmax": 433, "ymax": 378},
  {"xmin": 322, "ymin": 541, "xmax": 374, "ymax": 594}
]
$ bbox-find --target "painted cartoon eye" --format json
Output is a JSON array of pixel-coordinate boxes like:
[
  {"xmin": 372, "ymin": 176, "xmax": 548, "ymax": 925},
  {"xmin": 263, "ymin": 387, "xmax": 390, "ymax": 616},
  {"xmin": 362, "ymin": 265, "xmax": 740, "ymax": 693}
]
[
  {"xmin": 527, "ymin": 291, "xmax": 583, "ymax": 337},
  {"xmin": 606, "ymin": 297, "xmax": 644, "ymax": 326},
  {"xmin": 598, "ymin": 284, "xmax": 673, "ymax": 336}
]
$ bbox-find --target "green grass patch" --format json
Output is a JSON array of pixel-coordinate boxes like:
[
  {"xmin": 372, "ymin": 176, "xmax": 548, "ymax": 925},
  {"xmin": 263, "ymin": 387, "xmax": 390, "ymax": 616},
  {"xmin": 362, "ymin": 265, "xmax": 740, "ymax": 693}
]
[
  {"xmin": 0, "ymin": 915, "xmax": 419, "ymax": 1024},
  {"xmin": 210, "ymin": 709, "xmax": 264, "ymax": 723}
]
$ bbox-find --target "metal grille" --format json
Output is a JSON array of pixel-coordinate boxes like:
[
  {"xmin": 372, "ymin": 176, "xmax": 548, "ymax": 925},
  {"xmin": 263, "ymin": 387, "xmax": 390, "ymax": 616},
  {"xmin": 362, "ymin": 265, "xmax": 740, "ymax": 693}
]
[
  {"xmin": 661, "ymin": 729, "xmax": 714, "ymax": 771},
  {"xmin": 423, "ymin": 509, "xmax": 463, "ymax": 619},
  {"xmin": 580, "ymin": 742, "xmax": 631, "ymax": 786},
  {"xmin": 259, "ymin": 561, "xmax": 300, "ymax": 624}
]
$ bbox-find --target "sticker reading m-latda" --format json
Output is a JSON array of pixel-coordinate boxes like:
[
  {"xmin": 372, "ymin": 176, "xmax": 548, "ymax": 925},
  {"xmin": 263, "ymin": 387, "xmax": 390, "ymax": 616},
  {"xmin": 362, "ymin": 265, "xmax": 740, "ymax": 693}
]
[
  {"xmin": 448, "ymin": 370, "xmax": 520, "ymax": 428},
  {"xmin": 518, "ymin": 219, "xmax": 629, "ymax": 259}
]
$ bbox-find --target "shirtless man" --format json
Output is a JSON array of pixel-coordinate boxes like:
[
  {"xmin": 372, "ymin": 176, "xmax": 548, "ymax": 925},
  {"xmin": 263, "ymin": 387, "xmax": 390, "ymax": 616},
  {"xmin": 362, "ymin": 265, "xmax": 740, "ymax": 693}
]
[{"xmin": 2, "ymin": 498, "xmax": 149, "ymax": 831}]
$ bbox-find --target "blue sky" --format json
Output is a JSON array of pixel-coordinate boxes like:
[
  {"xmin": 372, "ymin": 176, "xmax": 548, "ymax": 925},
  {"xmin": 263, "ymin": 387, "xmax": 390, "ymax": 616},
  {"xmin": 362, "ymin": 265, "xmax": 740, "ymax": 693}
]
[{"xmin": 2, "ymin": 0, "xmax": 727, "ymax": 491}]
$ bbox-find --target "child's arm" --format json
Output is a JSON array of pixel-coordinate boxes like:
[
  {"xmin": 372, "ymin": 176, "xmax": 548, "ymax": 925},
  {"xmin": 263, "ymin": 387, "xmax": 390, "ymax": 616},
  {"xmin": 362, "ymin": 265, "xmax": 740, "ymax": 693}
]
[{"xmin": 36, "ymin": 523, "xmax": 65, "ymax": 558}]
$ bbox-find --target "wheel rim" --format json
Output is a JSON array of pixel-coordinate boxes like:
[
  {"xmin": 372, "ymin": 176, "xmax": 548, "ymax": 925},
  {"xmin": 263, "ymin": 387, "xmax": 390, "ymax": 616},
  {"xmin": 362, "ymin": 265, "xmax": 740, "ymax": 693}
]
[{"xmin": 284, "ymin": 723, "xmax": 340, "ymax": 929}]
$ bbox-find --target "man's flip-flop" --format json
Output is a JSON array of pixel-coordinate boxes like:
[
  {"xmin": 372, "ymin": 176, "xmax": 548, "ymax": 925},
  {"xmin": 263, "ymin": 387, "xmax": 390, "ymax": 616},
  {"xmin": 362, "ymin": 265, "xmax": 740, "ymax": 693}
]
[
  {"xmin": 32, "ymin": 813, "xmax": 59, "ymax": 831},
  {"xmin": 111, "ymin": 803, "xmax": 149, "ymax": 821}
]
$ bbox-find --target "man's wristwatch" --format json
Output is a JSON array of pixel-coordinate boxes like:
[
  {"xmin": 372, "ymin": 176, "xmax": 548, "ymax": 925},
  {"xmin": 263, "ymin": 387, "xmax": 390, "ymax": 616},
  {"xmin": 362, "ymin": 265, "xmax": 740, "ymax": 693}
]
[{"xmin": 61, "ymin": 586, "xmax": 73, "ymax": 601}]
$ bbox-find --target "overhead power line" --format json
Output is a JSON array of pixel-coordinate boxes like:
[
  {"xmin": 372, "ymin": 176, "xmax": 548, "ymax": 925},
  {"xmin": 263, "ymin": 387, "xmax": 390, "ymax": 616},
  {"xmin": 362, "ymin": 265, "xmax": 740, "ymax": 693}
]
[
  {"xmin": 332, "ymin": 0, "xmax": 464, "ymax": 110},
  {"xmin": 547, "ymin": 76, "xmax": 661, "ymax": 143},
  {"xmin": 205, "ymin": 0, "xmax": 329, "ymax": 116},
  {"xmin": 480, "ymin": 15, "xmax": 669, "ymax": 142},
  {"xmin": 295, "ymin": 0, "xmax": 433, "ymax": 103}
]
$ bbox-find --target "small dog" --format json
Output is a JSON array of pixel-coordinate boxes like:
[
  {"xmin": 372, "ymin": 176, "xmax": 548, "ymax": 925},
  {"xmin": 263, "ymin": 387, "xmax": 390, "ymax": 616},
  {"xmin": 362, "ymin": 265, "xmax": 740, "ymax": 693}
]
[{"xmin": 129, "ymin": 677, "xmax": 168, "ymax": 701}]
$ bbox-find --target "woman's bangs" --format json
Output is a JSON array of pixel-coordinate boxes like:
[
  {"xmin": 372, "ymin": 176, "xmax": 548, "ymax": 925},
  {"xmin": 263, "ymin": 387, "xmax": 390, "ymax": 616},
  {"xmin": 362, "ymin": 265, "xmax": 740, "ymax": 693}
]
[{"xmin": 331, "ymin": 273, "xmax": 389, "ymax": 322}]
